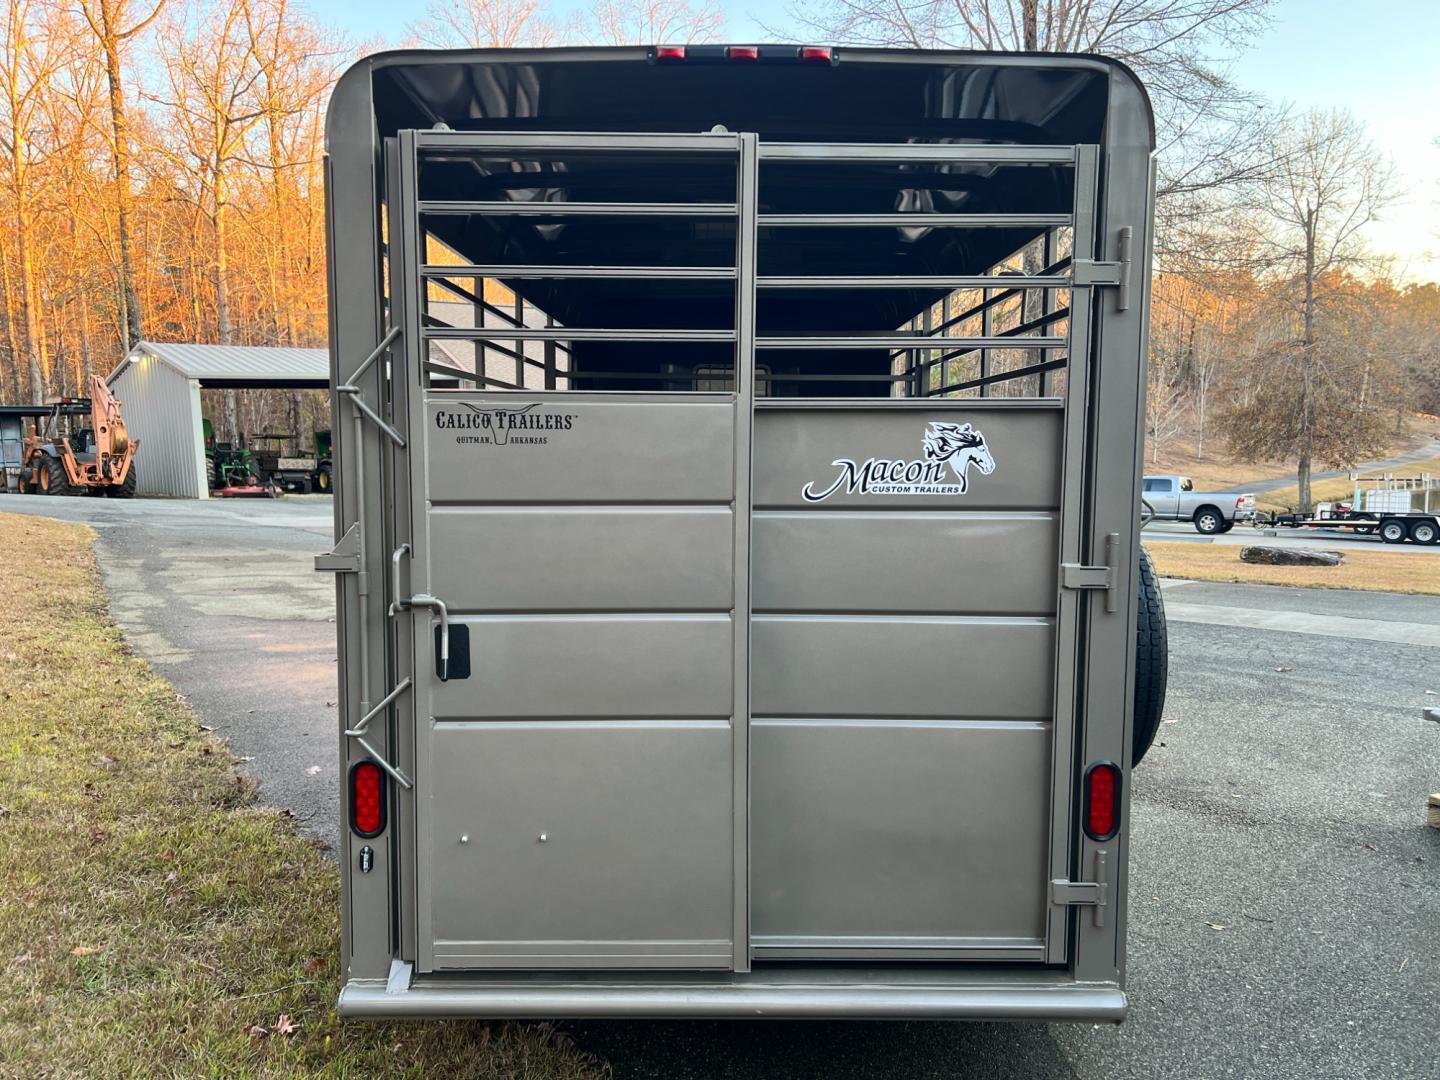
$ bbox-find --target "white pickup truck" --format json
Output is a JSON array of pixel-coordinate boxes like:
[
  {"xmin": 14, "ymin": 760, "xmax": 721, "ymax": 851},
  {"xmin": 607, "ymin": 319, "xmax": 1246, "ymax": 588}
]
[{"xmin": 1142, "ymin": 475, "xmax": 1256, "ymax": 534}]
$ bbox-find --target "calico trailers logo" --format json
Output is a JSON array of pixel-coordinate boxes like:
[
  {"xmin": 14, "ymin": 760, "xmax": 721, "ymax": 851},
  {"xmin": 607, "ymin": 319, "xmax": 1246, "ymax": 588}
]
[
  {"xmin": 801, "ymin": 421, "xmax": 995, "ymax": 502},
  {"xmin": 434, "ymin": 402, "xmax": 576, "ymax": 446}
]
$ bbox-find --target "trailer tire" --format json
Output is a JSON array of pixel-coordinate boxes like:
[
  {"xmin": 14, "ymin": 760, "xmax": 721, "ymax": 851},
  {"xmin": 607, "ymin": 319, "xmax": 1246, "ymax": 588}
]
[
  {"xmin": 1380, "ymin": 519, "xmax": 1408, "ymax": 544},
  {"xmin": 1353, "ymin": 525, "xmax": 1376, "ymax": 536},
  {"xmin": 1409, "ymin": 518, "xmax": 1438, "ymax": 545},
  {"xmin": 1193, "ymin": 506, "xmax": 1223, "ymax": 534},
  {"xmin": 1133, "ymin": 545, "xmax": 1168, "ymax": 767}
]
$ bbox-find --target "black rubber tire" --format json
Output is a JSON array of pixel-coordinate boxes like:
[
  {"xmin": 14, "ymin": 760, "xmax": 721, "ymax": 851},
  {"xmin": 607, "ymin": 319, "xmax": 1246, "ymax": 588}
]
[
  {"xmin": 1133, "ymin": 545, "xmax": 1169, "ymax": 767},
  {"xmin": 1353, "ymin": 525, "xmax": 1376, "ymax": 536},
  {"xmin": 44, "ymin": 456, "xmax": 71, "ymax": 496},
  {"xmin": 1193, "ymin": 506, "xmax": 1223, "ymax": 534},
  {"xmin": 295, "ymin": 477, "xmax": 313, "ymax": 495},
  {"xmin": 1380, "ymin": 519, "xmax": 1407, "ymax": 544},
  {"xmin": 1409, "ymin": 518, "xmax": 1438, "ymax": 545},
  {"xmin": 106, "ymin": 465, "xmax": 137, "ymax": 498},
  {"xmin": 1217, "ymin": 519, "xmax": 1235, "ymax": 534}
]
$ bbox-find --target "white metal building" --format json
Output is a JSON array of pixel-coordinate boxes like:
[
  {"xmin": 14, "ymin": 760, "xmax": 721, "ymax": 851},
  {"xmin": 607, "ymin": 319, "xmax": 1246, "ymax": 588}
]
[{"xmin": 106, "ymin": 341, "xmax": 328, "ymax": 498}]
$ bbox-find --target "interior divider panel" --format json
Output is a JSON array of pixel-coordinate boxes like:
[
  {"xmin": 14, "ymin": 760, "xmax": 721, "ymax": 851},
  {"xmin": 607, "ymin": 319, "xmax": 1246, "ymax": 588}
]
[
  {"xmin": 751, "ymin": 616, "xmax": 1055, "ymax": 719},
  {"xmin": 427, "ymin": 721, "xmax": 734, "ymax": 970},
  {"xmin": 429, "ymin": 506, "xmax": 734, "ymax": 612},
  {"xmin": 429, "ymin": 614, "xmax": 734, "ymax": 719},
  {"xmin": 752, "ymin": 511, "xmax": 1058, "ymax": 615},
  {"xmin": 752, "ymin": 404, "xmax": 1062, "ymax": 510},
  {"xmin": 749, "ymin": 719, "xmax": 1051, "ymax": 951},
  {"xmin": 425, "ymin": 396, "xmax": 736, "ymax": 504}
]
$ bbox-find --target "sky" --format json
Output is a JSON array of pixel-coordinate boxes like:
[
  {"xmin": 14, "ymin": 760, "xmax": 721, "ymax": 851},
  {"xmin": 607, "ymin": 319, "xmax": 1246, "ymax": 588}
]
[{"xmin": 318, "ymin": 0, "xmax": 1440, "ymax": 281}]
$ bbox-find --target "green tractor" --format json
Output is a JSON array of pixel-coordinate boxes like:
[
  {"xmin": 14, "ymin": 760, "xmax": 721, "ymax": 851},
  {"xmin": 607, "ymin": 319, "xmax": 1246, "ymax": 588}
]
[{"xmin": 202, "ymin": 418, "xmax": 274, "ymax": 497}]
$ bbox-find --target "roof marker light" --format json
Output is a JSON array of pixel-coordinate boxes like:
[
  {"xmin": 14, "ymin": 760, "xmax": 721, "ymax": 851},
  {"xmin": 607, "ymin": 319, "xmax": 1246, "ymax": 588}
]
[
  {"xmin": 727, "ymin": 45, "xmax": 760, "ymax": 61},
  {"xmin": 655, "ymin": 45, "xmax": 686, "ymax": 61},
  {"xmin": 801, "ymin": 46, "xmax": 834, "ymax": 62}
]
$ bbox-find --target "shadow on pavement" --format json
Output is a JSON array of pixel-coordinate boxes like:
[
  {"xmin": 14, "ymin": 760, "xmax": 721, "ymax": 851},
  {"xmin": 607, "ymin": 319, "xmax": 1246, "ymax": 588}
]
[{"xmin": 568, "ymin": 1019, "xmax": 1082, "ymax": 1080}]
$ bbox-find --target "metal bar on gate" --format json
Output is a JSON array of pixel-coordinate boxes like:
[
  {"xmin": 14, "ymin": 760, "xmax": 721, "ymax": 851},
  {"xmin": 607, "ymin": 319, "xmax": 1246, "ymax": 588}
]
[
  {"xmin": 758, "ymin": 142, "xmax": 1077, "ymax": 164},
  {"xmin": 422, "ymin": 264, "xmax": 735, "ymax": 281},
  {"xmin": 420, "ymin": 200, "xmax": 738, "ymax": 217},
  {"xmin": 414, "ymin": 130, "xmax": 742, "ymax": 153},
  {"xmin": 757, "ymin": 334, "xmax": 1067, "ymax": 350},
  {"xmin": 346, "ymin": 677, "xmax": 414, "ymax": 738},
  {"xmin": 758, "ymin": 274, "xmax": 1068, "ymax": 289},
  {"xmin": 758, "ymin": 213, "xmax": 1073, "ymax": 228},
  {"xmin": 424, "ymin": 327, "xmax": 735, "ymax": 343}
]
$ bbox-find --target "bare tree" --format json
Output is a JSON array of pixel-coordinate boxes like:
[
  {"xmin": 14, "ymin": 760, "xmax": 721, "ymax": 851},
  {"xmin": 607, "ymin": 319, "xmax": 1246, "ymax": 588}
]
[
  {"xmin": 1222, "ymin": 109, "xmax": 1398, "ymax": 511},
  {"xmin": 783, "ymin": 0, "xmax": 1283, "ymax": 220},
  {"xmin": 413, "ymin": 0, "xmax": 569, "ymax": 48},
  {"xmin": 587, "ymin": 0, "xmax": 724, "ymax": 44},
  {"xmin": 77, "ymin": 0, "xmax": 163, "ymax": 350}
]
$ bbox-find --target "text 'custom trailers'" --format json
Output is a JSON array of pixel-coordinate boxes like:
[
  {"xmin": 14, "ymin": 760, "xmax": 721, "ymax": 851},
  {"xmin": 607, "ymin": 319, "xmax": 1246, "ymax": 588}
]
[{"xmin": 318, "ymin": 44, "xmax": 1159, "ymax": 1021}]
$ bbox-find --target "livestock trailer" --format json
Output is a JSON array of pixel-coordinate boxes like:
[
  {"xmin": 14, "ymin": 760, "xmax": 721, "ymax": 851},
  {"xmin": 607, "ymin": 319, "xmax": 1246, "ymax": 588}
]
[{"xmin": 320, "ymin": 44, "xmax": 1160, "ymax": 1020}]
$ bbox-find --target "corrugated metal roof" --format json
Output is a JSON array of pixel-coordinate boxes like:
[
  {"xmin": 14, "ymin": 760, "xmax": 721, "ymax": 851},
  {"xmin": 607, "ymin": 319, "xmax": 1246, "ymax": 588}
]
[{"xmin": 113, "ymin": 341, "xmax": 329, "ymax": 383}]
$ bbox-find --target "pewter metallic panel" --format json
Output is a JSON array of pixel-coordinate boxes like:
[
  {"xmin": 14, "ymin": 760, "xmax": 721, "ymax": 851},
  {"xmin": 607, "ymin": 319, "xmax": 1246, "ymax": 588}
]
[
  {"xmin": 753, "ymin": 406, "xmax": 1061, "ymax": 510},
  {"xmin": 425, "ymin": 397, "xmax": 735, "ymax": 504},
  {"xmin": 428, "ymin": 721, "xmax": 733, "ymax": 968},
  {"xmin": 752, "ymin": 511, "xmax": 1057, "ymax": 615},
  {"xmin": 751, "ymin": 616, "xmax": 1054, "ymax": 719},
  {"xmin": 429, "ymin": 506, "xmax": 734, "ymax": 612},
  {"xmin": 750, "ymin": 719, "xmax": 1051, "ymax": 947},
  {"xmin": 429, "ymin": 614, "xmax": 733, "ymax": 719}
]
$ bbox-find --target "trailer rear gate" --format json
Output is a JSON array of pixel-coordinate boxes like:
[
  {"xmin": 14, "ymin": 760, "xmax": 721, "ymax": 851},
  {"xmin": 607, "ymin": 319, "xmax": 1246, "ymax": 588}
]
[{"xmin": 324, "ymin": 48, "xmax": 1155, "ymax": 1018}]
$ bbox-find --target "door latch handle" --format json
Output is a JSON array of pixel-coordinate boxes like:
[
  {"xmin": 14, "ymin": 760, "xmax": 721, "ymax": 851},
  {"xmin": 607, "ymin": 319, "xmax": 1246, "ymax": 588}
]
[{"xmin": 389, "ymin": 544, "xmax": 452, "ymax": 681}]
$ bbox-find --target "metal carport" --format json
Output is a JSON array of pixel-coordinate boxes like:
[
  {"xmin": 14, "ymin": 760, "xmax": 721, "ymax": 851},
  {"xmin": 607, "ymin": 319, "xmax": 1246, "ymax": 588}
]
[{"xmin": 106, "ymin": 341, "xmax": 328, "ymax": 498}]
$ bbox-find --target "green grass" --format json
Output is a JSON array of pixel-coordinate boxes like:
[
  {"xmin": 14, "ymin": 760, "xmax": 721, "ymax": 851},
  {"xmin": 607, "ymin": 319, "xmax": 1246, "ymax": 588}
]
[{"xmin": 0, "ymin": 512, "xmax": 607, "ymax": 1079}]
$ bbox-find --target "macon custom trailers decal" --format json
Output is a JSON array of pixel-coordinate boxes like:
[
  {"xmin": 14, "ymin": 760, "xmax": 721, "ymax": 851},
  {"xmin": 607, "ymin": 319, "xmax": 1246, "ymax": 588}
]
[{"xmin": 319, "ymin": 44, "xmax": 1158, "ymax": 1019}]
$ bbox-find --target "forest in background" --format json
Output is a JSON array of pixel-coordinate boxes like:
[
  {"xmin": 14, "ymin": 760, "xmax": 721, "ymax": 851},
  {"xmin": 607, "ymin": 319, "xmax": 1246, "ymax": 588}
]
[{"xmin": 0, "ymin": 0, "xmax": 1436, "ymax": 506}]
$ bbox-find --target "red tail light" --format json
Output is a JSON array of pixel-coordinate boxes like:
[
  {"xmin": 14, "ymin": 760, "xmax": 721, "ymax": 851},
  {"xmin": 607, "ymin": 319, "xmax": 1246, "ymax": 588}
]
[
  {"xmin": 1083, "ymin": 761, "xmax": 1121, "ymax": 841},
  {"xmin": 727, "ymin": 46, "xmax": 759, "ymax": 61},
  {"xmin": 655, "ymin": 45, "xmax": 686, "ymax": 61},
  {"xmin": 801, "ymin": 46, "xmax": 834, "ymax": 62},
  {"xmin": 350, "ymin": 761, "xmax": 386, "ymax": 838}
]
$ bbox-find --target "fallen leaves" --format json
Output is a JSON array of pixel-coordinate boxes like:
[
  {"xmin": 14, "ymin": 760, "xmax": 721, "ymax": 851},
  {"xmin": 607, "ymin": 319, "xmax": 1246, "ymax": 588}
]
[
  {"xmin": 305, "ymin": 765, "xmax": 321, "ymax": 776},
  {"xmin": 273, "ymin": 1014, "xmax": 300, "ymax": 1036},
  {"xmin": 1204, "ymin": 921, "xmax": 1227, "ymax": 931},
  {"xmin": 1274, "ymin": 666, "xmax": 1293, "ymax": 673},
  {"xmin": 71, "ymin": 945, "xmax": 101, "ymax": 957}
]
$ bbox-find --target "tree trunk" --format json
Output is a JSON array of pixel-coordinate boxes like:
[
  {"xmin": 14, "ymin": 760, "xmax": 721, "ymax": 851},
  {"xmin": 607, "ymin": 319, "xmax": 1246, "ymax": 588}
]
[{"xmin": 96, "ymin": 3, "xmax": 144, "ymax": 348}]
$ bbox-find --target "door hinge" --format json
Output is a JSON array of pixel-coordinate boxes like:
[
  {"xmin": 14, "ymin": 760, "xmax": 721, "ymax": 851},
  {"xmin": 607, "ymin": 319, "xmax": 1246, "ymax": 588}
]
[
  {"xmin": 1073, "ymin": 226, "xmax": 1133, "ymax": 311},
  {"xmin": 1061, "ymin": 533, "xmax": 1120, "ymax": 613},
  {"xmin": 1053, "ymin": 850, "xmax": 1111, "ymax": 927},
  {"xmin": 1050, "ymin": 878, "xmax": 1106, "ymax": 906},
  {"xmin": 315, "ymin": 522, "xmax": 361, "ymax": 574}
]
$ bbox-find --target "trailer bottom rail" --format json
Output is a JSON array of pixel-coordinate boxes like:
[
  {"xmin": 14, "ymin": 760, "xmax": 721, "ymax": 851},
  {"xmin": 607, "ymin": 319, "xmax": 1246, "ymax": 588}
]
[{"xmin": 338, "ymin": 971, "xmax": 1127, "ymax": 1021}]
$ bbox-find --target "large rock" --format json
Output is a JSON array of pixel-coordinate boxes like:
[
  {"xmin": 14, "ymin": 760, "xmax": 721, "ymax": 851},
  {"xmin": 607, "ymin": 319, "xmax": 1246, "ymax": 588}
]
[{"xmin": 1240, "ymin": 546, "xmax": 1344, "ymax": 567}]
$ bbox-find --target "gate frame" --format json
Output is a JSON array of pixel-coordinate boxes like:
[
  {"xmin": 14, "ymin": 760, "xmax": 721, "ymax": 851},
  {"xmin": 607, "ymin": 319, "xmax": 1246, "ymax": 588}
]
[{"xmin": 323, "ymin": 46, "xmax": 1155, "ymax": 1018}]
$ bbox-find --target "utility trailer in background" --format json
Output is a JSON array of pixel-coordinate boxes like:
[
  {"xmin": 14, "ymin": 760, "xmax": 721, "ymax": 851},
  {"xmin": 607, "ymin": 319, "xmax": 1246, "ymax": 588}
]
[
  {"xmin": 319, "ymin": 44, "xmax": 1158, "ymax": 1021},
  {"xmin": 1258, "ymin": 477, "xmax": 1440, "ymax": 545}
]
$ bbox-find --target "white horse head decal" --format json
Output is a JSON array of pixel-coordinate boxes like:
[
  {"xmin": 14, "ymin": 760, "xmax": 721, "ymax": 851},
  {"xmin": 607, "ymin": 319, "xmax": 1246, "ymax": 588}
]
[{"xmin": 922, "ymin": 421, "xmax": 994, "ymax": 492}]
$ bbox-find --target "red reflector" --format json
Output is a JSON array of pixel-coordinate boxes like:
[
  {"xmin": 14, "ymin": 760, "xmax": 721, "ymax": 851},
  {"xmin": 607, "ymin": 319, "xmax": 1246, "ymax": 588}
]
[
  {"xmin": 727, "ymin": 45, "xmax": 759, "ymax": 61},
  {"xmin": 655, "ymin": 45, "xmax": 686, "ymax": 61},
  {"xmin": 801, "ymin": 46, "xmax": 833, "ymax": 62},
  {"xmin": 350, "ymin": 761, "xmax": 385, "ymax": 838},
  {"xmin": 1084, "ymin": 761, "xmax": 1121, "ymax": 841}
]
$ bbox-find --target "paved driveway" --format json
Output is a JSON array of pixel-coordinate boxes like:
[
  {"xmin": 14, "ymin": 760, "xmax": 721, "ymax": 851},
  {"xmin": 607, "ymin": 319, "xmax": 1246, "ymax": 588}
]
[
  {"xmin": 3, "ymin": 494, "xmax": 1437, "ymax": 1077},
  {"xmin": 0, "ymin": 493, "xmax": 341, "ymax": 847}
]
